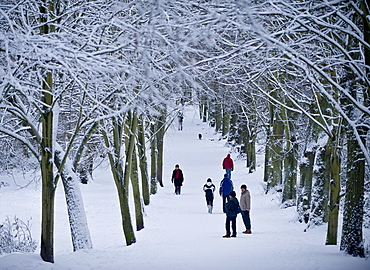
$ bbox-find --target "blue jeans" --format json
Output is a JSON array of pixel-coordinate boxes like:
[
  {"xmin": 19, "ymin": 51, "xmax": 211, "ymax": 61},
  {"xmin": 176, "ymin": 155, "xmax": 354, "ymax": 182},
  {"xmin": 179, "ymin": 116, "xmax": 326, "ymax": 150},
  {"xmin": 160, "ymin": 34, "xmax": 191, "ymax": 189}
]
[
  {"xmin": 241, "ymin": 210, "xmax": 251, "ymax": 230},
  {"xmin": 225, "ymin": 168, "xmax": 232, "ymax": 179}
]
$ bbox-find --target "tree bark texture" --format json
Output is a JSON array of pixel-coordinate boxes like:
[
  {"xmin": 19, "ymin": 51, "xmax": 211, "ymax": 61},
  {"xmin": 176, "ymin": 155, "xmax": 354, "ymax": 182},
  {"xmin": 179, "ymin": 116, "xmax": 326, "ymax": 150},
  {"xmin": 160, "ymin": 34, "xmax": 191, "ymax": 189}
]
[
  {"xmin": 155, "ymin": 110, "xmax": 166, "ymax": 187},
  {"xmin": 150, "ymin": 122, "xmax": 158, "ymax": 195},
  {"xmin": 298, "ymin": 150, "xmax": 315, "ymax": 223},
  {"xmin": 40, "ymin": 70, "xmax": 55, "ymax": 263},
  {"xmin": 122, "ymin": 111, "xmax": 139, "ymax": 244},
  {"xmin": 326, "ymin": 138, "xmax": 341, "ymax": 245},
  {"xmin": 137, "ymin": 116, "xmax": 150, "ymax": 205},
  {"xmin": 266, "ymin": 103, "xmax": 284, "ymax": 192},
  {"xmin": 310, "ymin": 140, "xmax": 331, "ymax": 225},
  {"xmin": 131, "ymin": 145, "xmax": 145, "ymax": 231},
  {"xmin": 102, "ymin": 114, "xmax": 136, "ymax": 246},
  {"xmin": 222, "ymin": 105, "xmax": 230, "ymax": 138},
  {"xmin": 340, "ymin": 128, "xmax": 365, "ymax": 257},
  {"xmin": 282, "ymin": 136, "xmax": 298, "ymax": 204},
  {"xmin": 54, "ymin": 148, "xmax": 93, "ymax": 252}
]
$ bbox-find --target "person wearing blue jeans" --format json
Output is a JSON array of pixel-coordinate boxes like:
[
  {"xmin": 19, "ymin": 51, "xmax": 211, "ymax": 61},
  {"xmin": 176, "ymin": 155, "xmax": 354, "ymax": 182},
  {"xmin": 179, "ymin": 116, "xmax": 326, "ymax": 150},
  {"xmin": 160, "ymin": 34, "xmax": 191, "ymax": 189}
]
[
  {"xmin": 240, "ymin": 184, "xmax": 252, "ymax": 234},
  {"xmin": 225, "ymin": 168, "xmax": 232, "ymax": 179},
  {"xmin": 222, "ymin": 154, "xmax": 234, "ymax": 179}
]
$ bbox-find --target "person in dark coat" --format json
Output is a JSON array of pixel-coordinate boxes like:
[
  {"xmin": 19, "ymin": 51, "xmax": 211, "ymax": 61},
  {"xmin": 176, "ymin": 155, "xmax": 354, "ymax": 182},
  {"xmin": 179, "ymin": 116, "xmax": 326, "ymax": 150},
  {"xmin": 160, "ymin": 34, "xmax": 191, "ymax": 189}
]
[
  {"xmin": 171, "ymin": 164, "xmax": 184, "ymax": 195},
  {"xmin": 223, "ymin": 191, "xmax": 240, "ymax": 238},
  {"xmin": 203, "ymin": 178, "xmax": 216, "ymax": 214},
  {"xmin": 219, "ymin": 174, "xmax": 234, "ymax": 213},
  {"xmin": 178, "ymin": 112, "xmax": 184, "ymax": 131}
]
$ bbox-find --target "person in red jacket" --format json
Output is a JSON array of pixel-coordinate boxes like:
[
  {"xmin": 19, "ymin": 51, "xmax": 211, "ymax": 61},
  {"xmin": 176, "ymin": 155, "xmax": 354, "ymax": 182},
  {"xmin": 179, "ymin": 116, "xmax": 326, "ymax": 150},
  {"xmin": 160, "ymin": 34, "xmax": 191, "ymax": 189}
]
[
  {"xmin": 171, "ymin": 164, "xmax": 184, "ymax": 195},
  {"xmin": 222, "ymin": 154, "xmax": 234, "ymax": 179}
]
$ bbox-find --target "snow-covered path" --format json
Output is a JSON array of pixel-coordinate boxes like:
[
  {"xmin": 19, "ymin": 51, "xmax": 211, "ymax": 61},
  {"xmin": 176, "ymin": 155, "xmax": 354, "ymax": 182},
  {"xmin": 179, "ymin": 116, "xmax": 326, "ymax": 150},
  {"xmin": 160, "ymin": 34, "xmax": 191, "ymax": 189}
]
[
  {"xmin": 126, "ymin": 106, "xmax": 369, "ymax": 270},
  {"xmin": 0, "ymin": 106, "xmax": 369, "ymax": 270}
]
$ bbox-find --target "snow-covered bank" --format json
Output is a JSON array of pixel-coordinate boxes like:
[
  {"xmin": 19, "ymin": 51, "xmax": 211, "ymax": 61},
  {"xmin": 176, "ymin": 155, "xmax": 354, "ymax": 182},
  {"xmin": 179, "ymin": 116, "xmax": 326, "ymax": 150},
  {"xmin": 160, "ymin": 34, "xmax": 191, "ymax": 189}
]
[{"xmin": 0, "ymin": 106, "xmax": 369, "ymax": 270}]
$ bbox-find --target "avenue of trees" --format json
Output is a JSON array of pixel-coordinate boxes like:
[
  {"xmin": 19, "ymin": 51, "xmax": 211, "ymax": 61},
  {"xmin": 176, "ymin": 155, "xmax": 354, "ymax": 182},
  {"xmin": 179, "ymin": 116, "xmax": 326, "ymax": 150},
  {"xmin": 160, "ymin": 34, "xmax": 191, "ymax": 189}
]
[{"xmin": 0, "ymin": 0, "xmax": 369, "ymax": 262}]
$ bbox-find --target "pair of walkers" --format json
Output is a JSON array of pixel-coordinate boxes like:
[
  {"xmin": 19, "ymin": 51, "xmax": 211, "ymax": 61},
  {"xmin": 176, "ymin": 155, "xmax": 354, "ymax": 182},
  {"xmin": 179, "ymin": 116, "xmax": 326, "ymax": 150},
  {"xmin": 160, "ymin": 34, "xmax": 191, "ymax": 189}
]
[{"xmin": 222, "ymin": 182, "xmax": 252, "ymax": 238}]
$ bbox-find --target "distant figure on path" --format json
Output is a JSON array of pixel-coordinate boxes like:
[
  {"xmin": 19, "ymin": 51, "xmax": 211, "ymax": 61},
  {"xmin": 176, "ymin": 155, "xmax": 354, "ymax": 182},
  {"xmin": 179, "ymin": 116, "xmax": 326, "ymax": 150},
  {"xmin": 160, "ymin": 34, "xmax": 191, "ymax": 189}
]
[
  {"xmin": 203, "ymin": 178, "xmax": 216, "ymax": 214},
  {"xmin": 219, "ymin": 174, "xmax": 234, "ymax": 213},
  {"xmin": 222, "ymin": 154, "xmax": 234, "ymax": 179},
  {"xmin": 240, "ymin": 184, "xmax": 252, "ymax": 234},
  {"xmin": 178, "ymin": 112, "xmax": 184, "ymax": 131},
  {"xmin": 223, "ymin": 191, "xmax": 240, "ymax": 238},
  {"xmin": 171, "ymin": 164, "xmax": 184, "ymax": 195}
]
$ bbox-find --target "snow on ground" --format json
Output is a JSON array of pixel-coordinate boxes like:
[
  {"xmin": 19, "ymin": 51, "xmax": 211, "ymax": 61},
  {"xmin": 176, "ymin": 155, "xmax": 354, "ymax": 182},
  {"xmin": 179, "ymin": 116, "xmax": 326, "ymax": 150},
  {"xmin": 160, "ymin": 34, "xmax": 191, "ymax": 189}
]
[{"xmin": 0, "ymin": 106, "xmax": 369, "ymax": 270}]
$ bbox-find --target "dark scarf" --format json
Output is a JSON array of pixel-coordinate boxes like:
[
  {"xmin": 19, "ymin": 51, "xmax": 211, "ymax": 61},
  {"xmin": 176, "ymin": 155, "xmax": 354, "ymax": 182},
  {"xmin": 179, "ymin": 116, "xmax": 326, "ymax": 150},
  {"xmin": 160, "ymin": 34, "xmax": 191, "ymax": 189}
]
[{"xmin": 175, "ymin": 169, "xmax": 180, "ymax": 179}]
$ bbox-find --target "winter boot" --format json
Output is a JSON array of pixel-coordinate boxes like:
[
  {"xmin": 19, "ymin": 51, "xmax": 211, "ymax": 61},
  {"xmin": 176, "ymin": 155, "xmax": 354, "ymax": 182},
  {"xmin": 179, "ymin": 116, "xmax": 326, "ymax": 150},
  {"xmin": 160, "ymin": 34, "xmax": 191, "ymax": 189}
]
[
  {"xmin": 210, "ymin": 206, "xmax": 213, "ymax": 214},
  {"xmin": 223, "ymin": 232, "xmax": 231, "ymax": 238},
  {"xmin": 207, "ymin": 205, "xmax": 211, "ymax": 213},
  {"xmin": 231, "ymin": 232, "xmax": 237, "ymax": 237}
]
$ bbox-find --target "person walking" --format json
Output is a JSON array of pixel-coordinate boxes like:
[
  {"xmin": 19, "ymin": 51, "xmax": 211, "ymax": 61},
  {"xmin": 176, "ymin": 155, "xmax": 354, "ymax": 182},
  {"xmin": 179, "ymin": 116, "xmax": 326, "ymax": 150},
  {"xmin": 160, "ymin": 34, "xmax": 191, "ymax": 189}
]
[
  {"xmin": 203, "ymin": 178, "xmax": 216, "ymax": 214},
  {"xmin": 222, "ymin": 154, "xmax": 234, "ymax": 179},
  {"xmin": 219, "ymin": 174, "xmax": 233, "ymax": 213},
  {"xmin": 171, "ymin": 164, "xmax": 184, "ymax": 195},
  {"xmin": 240, "ymin": 184, "xmax": 252, "ymax": 234},
  {"xmin": 178, "ymin": 112, "xmax": 184, "ymax": 131},
  {"xmin": 223, "ymin": 191, "xmax": 240, "ymax": 238}
]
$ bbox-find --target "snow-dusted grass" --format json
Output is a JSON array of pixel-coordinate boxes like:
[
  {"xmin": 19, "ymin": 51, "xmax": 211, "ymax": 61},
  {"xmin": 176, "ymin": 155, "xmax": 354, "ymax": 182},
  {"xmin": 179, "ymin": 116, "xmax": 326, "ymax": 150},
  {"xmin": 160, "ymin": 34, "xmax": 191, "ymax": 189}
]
[{"xmin": 0, "ymin": 106, "xmax": 369, "ymax": 270}]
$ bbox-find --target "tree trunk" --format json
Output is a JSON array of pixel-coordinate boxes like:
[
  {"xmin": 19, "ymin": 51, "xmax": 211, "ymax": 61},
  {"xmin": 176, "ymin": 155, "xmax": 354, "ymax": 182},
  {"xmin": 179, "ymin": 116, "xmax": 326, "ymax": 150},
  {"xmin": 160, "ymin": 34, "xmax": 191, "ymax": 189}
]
[
  {"xmin": 39, "ymin": 1, "xmax": 56, "ymax": 263},
  {"xmin": 102, "ymin": 114, "xmax": 136, "ymax": 246},
  {"xmin": 199, "ymin": 95, "xmax": 208, "ymax": 122},
  {"xmin": 156, "ymin": 110, "xmax": 166, "ymax": 187},
  {"xmin": 150, "ymin": 122, "xmax": 157, "ymax": 195},
  {"xmin": 208, "ymin": 101, "xmax": 216, "ymax": 128},
  {"xmin": 282, "ymin": 135, "xmax": 298, "ymax": 205},
  {"xmin": 228, "ymin": 110, "xmax": 238, "ymax": 145},
  {"xmin": 54, "ymin": 147, "xmax": 93, "ymax": 251},
  {"xmin": 326, "ymin": 137, "xmax": 341, "ymax": 245},
  {"xmin": 137, "ymin": 115, "xmax": 150, "ymax": 205},
  {"xmin": 246, "ymin": 136, "xmax": 256, "ymax": 173},
  {"xmin": 202, "ymin": 101, "xmax": 208, "ymax": 122},
  {"xmin": 122, "ymin": 111, "xmax": 138, "ymax": 244},
  {"xmin": 281, "ymin": 103, "xmax": 297, "ymax": 205},
  {"xmin": 236, "ymin": 116, "xmax": 247, "ymax": 155},
  {"xmin": 297, "ymin": 150, "xmax": 315, "ymax": 223},
  {"xmin": 340, "ymin": 129, "xmax": 365, "ymax": 257},
  {"xmin": 340, "ymin": 0, "xmax": 369, "ymax": 256},
  {"xmin": 266, "ymin": 103, "xmax": 284, "ymax": 192},
  {"xmin": 131, "ymin": 145, "xmax": 144, "ymax": 231},
  {"xmin": 263, "ymin": 126, "xmax": 271, "ymax": 184},
  {"xmin": 40, "ymin": 72, "xmax": 55, "ymax": 263},
  {"xmin": 246, "ymin": 118, "xmax": 257, "ymax": 173},
  {"xmin": 310, "ymin": 140, "xmax": 331, "ymax": 225},
  {"xmin": 215, "ymin": 103, "xmax": 222, "ymax": 133},
  {"xmin": 72, "ymin": 122, "xmax": 99, "ymax": 184},
  {"xmin": 297, "ymin": 117, "xmax": 318, "ymax": 224},
  {"xmin": 222, "ymin": 105, "xmax": 230, "ymax": 138}
]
